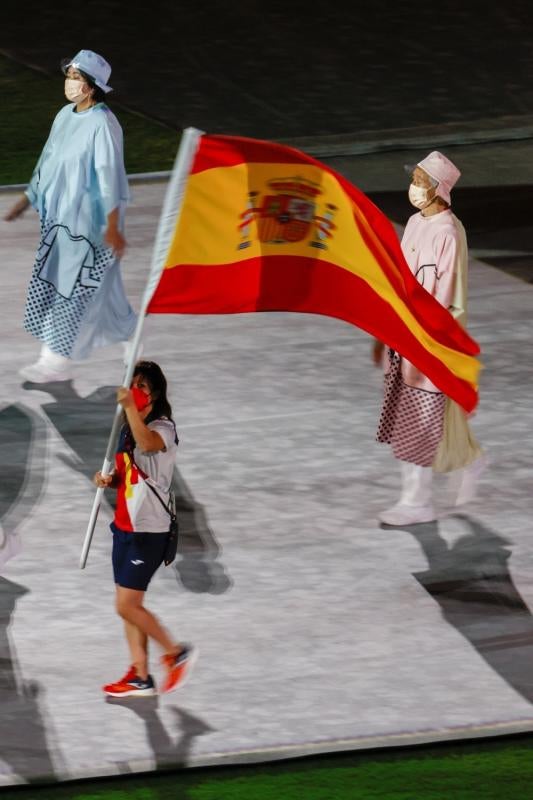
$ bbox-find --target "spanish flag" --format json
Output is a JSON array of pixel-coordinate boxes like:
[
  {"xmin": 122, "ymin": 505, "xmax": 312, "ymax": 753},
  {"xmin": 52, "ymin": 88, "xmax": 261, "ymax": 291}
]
[{"xmin": 147, "ymin": 132, "xmax": 480, "ymax": 412}]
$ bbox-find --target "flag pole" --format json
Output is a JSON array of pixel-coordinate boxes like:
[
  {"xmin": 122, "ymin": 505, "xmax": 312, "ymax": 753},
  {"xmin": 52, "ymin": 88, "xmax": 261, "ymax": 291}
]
[{"xmin": 79, "ymin": 126, "xmax": 204, "ymax": 569}]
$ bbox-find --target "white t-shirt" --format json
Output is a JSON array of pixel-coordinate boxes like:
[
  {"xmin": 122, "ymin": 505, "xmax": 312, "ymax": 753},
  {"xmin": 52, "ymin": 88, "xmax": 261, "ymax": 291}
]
[{"xmin": 114, "ymin": 418, "xmax": 178, "ymax": 533}]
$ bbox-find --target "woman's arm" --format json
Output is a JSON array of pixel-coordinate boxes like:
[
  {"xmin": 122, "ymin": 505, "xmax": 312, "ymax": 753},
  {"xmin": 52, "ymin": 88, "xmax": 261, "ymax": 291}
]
[
  {"xmin": 117, "ymin": 388, "xmax": 165, "ymax": 452},
  {"xmin": 104, "ymin": 206, "xmax": 126, "ymax": 258},
  {"xmin": 94, "ymin": 117, "xmax": 128, "ymax": 258},
  {"xmin": 4, "ymin": 193, "xmax": 30, "ymax": 221},
  {"xmin": 371, "ymin": 339, "xmax": 385, "ymax": 365}
]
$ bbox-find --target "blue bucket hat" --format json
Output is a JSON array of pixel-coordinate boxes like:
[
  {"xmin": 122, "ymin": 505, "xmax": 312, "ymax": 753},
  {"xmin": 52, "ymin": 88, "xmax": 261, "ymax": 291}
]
[{"xmin": 62, "ymin": 49, "xmax": 113, "ymax": 93}]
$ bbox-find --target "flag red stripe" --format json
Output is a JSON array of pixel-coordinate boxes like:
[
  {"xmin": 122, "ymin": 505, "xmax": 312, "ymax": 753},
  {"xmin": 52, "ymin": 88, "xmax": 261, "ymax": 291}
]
[
  {"xmin": 148, "ymin": 256, "xmax": 477, "ymax": 411},
  {"xmin": 191, "ymin": 134, "xmax": 321, "ymax": 174}
]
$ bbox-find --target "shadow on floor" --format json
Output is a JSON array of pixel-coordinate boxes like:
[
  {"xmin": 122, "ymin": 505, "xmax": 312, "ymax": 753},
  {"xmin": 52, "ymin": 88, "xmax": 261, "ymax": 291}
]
[
  {"xmin": 106, "ymin": 696, "xmax": 214, "ymax": 774},
  {"xmin": 397, "ymin": 513, "xmax": 533, "ymax": 704},
  {"xmin": 0, "ymin": 576, "xmax": 64, "ymax": 782},
  {"xmin": 0, "ymin": 403, "xmax": 47, "ymax": 570}
]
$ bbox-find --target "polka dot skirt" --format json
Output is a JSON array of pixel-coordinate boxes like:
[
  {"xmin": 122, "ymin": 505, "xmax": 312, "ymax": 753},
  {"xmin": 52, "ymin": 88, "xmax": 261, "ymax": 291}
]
[
  {"xmin": 23, "ymin": 219, "xmax": 116, "ymax": 358},
  {"xmin": 376, "ymin": 351, "xmax": 446, "ymax": 466}
]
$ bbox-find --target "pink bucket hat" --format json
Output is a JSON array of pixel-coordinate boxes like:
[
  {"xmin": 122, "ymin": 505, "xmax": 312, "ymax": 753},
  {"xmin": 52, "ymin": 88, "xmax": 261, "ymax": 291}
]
[{"xmin": 416, "ymin": 151, "xmax": 461, "ymax": 205}]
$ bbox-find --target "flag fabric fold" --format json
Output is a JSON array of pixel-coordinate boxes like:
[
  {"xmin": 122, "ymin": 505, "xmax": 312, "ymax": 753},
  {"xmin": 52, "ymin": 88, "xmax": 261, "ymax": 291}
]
[{"xmin": 147, "ymin": 133, "xmax": 481, "ymax": 412}]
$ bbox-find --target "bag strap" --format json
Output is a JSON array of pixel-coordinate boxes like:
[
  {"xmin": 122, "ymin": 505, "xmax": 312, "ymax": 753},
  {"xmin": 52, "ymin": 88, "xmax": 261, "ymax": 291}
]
[{"xmin": 144, "ymin": 480, "xmax": 174, "ymax": 518}]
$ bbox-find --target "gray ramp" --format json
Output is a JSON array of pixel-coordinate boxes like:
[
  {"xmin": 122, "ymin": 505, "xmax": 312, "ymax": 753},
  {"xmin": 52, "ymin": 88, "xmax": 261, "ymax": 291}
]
[{"xmin": 0, "ymin": 184, "xmax": 532, "ymax": 786}]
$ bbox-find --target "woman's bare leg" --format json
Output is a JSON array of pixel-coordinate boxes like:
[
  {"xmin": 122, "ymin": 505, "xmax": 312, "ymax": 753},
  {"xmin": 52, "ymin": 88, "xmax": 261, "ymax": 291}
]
[
  {"xmin": 114, "ymin": 588, "xmax": 150, "ymax": 678},
  {"xmin": 116, "ymin": 586, "xmax": 179, "ymax": 658},
  {"xmin": 124, "ymin": 620, "xmax": 149, "ymax": 679}
]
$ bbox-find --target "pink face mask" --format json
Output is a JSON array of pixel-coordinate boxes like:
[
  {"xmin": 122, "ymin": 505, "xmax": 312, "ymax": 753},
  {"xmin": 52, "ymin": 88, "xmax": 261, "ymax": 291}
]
[{"xmin": 131, "ymin": 386, "xmax": 151, "ymax": 412}]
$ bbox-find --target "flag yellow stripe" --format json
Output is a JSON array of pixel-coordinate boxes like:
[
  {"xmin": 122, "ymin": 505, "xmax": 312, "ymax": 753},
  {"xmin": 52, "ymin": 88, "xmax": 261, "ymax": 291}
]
[{"xmin": 165, "ymin": 163, "xmax": 479, "ymax": 387}]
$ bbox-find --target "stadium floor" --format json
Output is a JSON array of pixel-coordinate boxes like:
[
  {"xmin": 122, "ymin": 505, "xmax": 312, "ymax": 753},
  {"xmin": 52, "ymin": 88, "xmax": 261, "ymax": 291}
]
[{"xmin": 0, "ymin": 182, "xmax": 532, "ymax": 786}]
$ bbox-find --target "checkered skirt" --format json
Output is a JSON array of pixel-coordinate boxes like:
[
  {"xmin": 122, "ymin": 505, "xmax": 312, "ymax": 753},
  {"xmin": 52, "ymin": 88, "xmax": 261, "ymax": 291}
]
[{"xmin": 376, "ymin": 350, "xmax": 446, "ymax": 466}]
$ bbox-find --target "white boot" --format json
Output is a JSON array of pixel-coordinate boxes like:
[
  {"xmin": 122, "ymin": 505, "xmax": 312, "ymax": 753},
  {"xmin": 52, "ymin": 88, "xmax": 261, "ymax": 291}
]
[
  {"xmin": 379, "ymin": 462, "xmax": 436, "ymax": 526},
  {"xmin": 454, "ymin": 452, "xmax": 489, "ymax": 506},
  {"xmin": 19, "ymin": 344, "xmax": 72, "ymax": 383}
]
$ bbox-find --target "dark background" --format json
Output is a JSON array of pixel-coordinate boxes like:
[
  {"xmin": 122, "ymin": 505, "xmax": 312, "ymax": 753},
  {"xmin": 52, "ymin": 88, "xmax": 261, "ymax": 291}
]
[
  {"xmin": 3, "ymin": 0, "xmax": 533, "ymax": 139},
  {"xmin": 2, "ymin": 0, "xmax": 532, "ymax": 280}
]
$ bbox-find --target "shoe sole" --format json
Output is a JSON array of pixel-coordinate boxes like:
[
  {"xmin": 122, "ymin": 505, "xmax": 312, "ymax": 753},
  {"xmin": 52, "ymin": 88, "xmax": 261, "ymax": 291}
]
[
  {"xmin": 162, "ymin": 647, "xmax": 199, "ymax": 694},
  {"xmin": 379, "ymin": 511, "xmax": 437, "ymax": 526},
  {"xmin": 103, "ymin": 687, "xmax": 157, "ymax": 697},
  {"xmin": 380, "ymin": 517, "xmax": 436, "ymax": 527},
  {"xmin": 19, "ymin": 370, "xmax": 72, "ymax": 383}
]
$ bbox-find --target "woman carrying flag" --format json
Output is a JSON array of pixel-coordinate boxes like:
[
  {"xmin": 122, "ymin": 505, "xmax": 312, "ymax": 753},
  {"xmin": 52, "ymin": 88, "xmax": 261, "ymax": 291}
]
[{"xmin": 94, "ymin": 360, "xmax": 196, "ymax": 696}]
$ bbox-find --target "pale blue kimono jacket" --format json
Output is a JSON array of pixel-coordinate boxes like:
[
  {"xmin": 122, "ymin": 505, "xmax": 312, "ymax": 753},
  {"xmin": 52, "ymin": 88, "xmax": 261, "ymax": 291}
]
[{"xmin": 24, "ymin": 102, "xmax": 136, "ymax": 358}]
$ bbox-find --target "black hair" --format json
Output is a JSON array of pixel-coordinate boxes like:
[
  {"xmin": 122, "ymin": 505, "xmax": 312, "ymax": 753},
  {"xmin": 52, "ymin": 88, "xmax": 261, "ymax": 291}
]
[
  {"xmin": 120, "ymin": 360, "xmax": 177, "ymax": 451},
  {"xmin": 133, "ymin": 360, "xmax": 174, "ymax": 423},
  {"xmin": 78, "ymin": 69, "xmax": 107, "ymax": 103}
]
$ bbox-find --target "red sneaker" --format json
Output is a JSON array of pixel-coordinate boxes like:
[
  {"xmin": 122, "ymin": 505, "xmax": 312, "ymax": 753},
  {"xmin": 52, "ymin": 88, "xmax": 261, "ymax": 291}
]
[
  {"xmin": 160, "ymin": 645, "xmax": 197, "ymax": 693},
  {"xmin": 104, "ymin": 673, "xmax": 156, "ymax": 698},
  {"xmin": 102, "ymin": 665, "xmax": 137, "ymax": 695}
]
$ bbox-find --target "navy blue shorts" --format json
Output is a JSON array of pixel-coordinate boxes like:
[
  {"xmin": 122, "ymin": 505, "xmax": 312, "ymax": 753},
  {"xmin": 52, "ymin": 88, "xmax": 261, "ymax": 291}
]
[{"xmin": 111, "ymin": 524, "xmax": 169, "ymax": 591}]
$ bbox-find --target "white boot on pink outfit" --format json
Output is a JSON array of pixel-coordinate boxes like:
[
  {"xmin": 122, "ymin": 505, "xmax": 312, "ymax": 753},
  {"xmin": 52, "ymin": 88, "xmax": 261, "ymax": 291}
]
[
  {"xmin": 19, "ymin": 344, "xmax": 72, "ymax": 383},
  {"xmin": 379, "ymin": 462, "xmax": 436, "ymax": 526},
  {"xmin": 454, "ymin": 452, "xmax": 489, "ymax": 506}
]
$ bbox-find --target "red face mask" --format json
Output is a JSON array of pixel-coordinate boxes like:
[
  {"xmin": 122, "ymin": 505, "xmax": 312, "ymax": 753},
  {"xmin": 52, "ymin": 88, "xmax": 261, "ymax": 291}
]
[{"xmin": 131, "ymin": 386, "xmax": 151, "ymax": 412}]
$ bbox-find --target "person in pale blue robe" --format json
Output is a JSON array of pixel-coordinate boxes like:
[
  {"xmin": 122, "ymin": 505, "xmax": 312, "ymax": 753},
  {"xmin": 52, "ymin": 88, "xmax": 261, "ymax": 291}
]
[{"xmin": 4, "ymin": 49, "xmax": 137, "ymax": 382}]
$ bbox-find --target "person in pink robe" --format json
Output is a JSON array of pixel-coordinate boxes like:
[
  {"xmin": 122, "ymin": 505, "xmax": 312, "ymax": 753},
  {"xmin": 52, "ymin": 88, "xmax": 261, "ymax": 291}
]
[{"xmin": 373, "ymin": 151, "xmax": 487, "ymax": 526}]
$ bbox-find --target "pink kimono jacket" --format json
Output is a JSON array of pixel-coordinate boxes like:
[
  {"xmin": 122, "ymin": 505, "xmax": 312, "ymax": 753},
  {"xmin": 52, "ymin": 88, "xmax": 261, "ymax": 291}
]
[
  {"xmin": 376, "ymin": 207, "xmax": 475, "ymax": 467},
  {"xmin": 399, "ymin": 209, "xmax": 468, "ymax": 392}
]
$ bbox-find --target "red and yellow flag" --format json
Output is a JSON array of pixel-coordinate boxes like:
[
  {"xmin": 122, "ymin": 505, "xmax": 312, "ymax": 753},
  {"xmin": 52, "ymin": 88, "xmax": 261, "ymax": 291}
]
[{"xmin": 147, "ymin": 134, "xmax": 480, "ymax": 411}]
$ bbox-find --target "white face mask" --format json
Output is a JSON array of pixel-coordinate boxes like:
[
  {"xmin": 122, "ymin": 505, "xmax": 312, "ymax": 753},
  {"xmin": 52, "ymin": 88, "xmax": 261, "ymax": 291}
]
[
  {"xmin": 64, "ymin": 78, "xmax": 87, "ymax": 103},
  {"xmin": 408, "ymin": 183, "xmax": 434, "ymax": 209}
]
